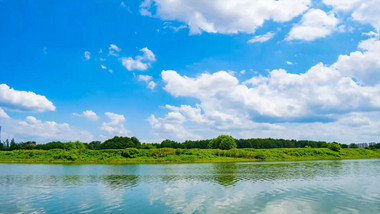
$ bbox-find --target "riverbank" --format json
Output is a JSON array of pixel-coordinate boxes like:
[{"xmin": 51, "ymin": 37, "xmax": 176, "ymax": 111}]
[{"xmin": 0, "ymin": 148, "xmax": 379, "ymax": 164}]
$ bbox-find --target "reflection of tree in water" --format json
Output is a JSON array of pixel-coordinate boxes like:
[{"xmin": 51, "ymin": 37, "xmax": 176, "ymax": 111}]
[
  {"xmin": 101, "ymin": 175, "xmax": 140, "ymax": 189},
  {"xmin": 211, "ymin": 163, "xmax": 239, "ymax": 186},
  {"xmin": 207, "ymin": 160, "xmax": 348, "ymax": 186}
]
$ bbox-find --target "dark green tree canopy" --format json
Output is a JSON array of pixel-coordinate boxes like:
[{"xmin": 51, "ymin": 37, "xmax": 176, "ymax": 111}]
[{"xmin": 208, "ymin": 135, "xmax": 237, "ymax": 150}]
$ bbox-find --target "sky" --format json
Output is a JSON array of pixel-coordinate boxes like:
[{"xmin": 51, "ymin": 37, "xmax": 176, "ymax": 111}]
[{"xmin": 1, "ymin": 0, "xmax": 380, "ymax": 144}]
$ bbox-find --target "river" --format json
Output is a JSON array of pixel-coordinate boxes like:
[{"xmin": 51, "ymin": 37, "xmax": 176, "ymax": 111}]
[{"xmin": 0, "ymin": 159, "xmax": 379, "ymax": 213}]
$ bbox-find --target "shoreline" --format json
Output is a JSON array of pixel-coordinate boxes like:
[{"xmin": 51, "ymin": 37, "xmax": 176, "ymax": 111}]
[{"xmin": 1, "ymin": 148, "xmax": 379, "ymax": 164}]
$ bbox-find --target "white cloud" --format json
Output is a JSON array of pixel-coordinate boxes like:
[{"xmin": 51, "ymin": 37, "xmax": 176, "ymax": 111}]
[
  {"xmin": 248, "ymin": 32, "xmax": 275, "ymax": 43},
  {"xmin": 332, "ymin": 38, "xmax": 380, "ymax": 85},
  {"xmin": 351, "ymin": 0, "xmax": 380, "ymax": 33},
  {"xmin": 323, "ymin": 0, "xmax": 363, "ymax": 11},
  {"xmin": 0, "ymin": 107, "xmax": 10, "ymax": 119},
  {"xmin": 0, "ymin": 116, "xmax": 93, "ymax": 143},
  {"xmin": 101, "ymin": 112, "xmax": 130, "ymax": 136},
  {"xmin": 0, "ymin": 84, "xmax": 55, "ymax": 112},
  {"xmin": 73, "ymin": 110, "xmax": 99, "ymax": 121},
  {"xmin": 138, "ymin": 75, "xmax": 153, "ymax": 82},
  {"xmin": 158, "ymin": 37, "xmax": 380, "ymax": 141},
  {"xmin": 287, "ymin": 61, "xmax": 293, "ymax": 65},
  {"xmin": 138, "ymin": 75, "xmax": 157, "ymax": 90},
  {"xmin": 140, "ymin": 0, "xmax": 311, "ymax": 34},
  {"xmin": 147, "ymin": 81, "xmax": 157, "ymax": 90},
  {"xmin": 109, "ymin": 44, "xmax": 121, "ymax": 56},
  {"xmin": 100, "ymin": 64, "xmax": 112, "ymax": 73},
  {"xmin": 323, "ymin": 0, "xmax": 380, "ymax": 33},
  {"xmin": 163, "ymin": 22, "xmax": 187, "ymax": 32},
  {"xmin": 362, "ymin": 31, "xmax": 379, "ymax": 37},
  {"xmin": 120, "ymin": 47, "xmax": 156, "ymax": 71},
  {"xmin": 165, "ymin": 104, "xmax": 211, "ymax": 125},
  {"xmin": 287, "ymin": 9, "xmax": 339, "ymax": 41},
  {"xmin": 148, "ymin": 113, "xmax": 201, "ymax": 140},
  {"xmin": 84, "ymin": 51, "xmax": 91, "ymax": 60}
]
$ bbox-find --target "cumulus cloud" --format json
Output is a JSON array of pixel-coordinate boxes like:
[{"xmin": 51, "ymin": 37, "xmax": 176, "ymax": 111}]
[
  {"xmin": 84, "ymin": 51, "xmax": 91, "ymax": 60},
  {"xmin": 148, "ymin": 112, "xmax": 201, "ymax": 140},
  {"xmin": 120, "ymin": 47, "xmax": 156, "ymax": 71},
  {"xmin": 351, "ymin": 0, "xmax": 380, "ymax": 33},
  {"xmin": 0, "ymin": 84, "xmax": 55, "ymax": 112},
  {"xmin": 0, "ymin": 115, "xmax": 93, "ymax": 143},
  {"xmin": 287, "ymin": 9, "xmax": 339, "ymax": 41},
  {"xmin": 323, "ymin": 0, "xmax": 380, "ymax": 32},
  {"xmin": 101, "ymin": 112, "xmax": 130, "ymax": 136},
  {"xmin": 332, "ymin": 38, "xmax": 380, "ymax": 85},
  {"xmin": 248, "ymin": 32, "xmax": 275, "ymax": 43},
  {"xmin": 140, "ymin": 0, "xmax": 311, "ymax": 34},
  {"xmin": 73, "ymin": 110, "xmax": 99, "ymax": 121},
  {"xmin": 157, "ymin": 37, "xmax": 380, "ymax": 141}
]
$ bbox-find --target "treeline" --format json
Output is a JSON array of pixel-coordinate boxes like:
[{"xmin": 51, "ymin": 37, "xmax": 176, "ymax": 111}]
[{"xmin": 1, "ymin": 136, "xmax": 380, "ymax": 151}]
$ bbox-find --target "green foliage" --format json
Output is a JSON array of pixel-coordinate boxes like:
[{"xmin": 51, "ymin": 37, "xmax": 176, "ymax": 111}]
[
  {"xmin": 141, "ymin": 143, "xmax": 156, "ymax": 149},
  {"xmin": 349, "ymin": 143, "xmax": 359, "ymax": 148},
  {"xmin": 328, "ymin": 142, "xmax": 341, "ymax": 152},
  {"xmin": 10, "ymin": 138, "xmax": 18, "ymax": 150},
  {"xmin": 99, "ymin": 136, "xmax": 137, "ymax": 149},
  {"xmin": 131, "ymin": 137, "xmax": 141, "ymax": 149},
  {"xmin": 208, "ymin": 135, "xmax": 237, "ymax": 150},
  {"xmin": 0, "ymin": 148, "xmax": 379, "ymax": 163},
  {"xmin": 160, "ymin": 139, "xmax": 184, "ymax": 149},
  {"xmin": 121, "ymin": 148, "xmax": 140, "ymax": 158},
  {"xmin": 88, "ymin": 141, "xmax": 101, "ymax": 150},
  {"xmin": 2, "ymin": 134, "xmax": 380, "ymax": 156},
  {"xmin": 150, "ymin": 148, "xmax": 177, "ymax": 157}
]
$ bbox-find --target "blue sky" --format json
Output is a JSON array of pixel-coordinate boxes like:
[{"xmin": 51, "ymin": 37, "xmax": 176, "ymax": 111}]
[{"xmin": 1, "ymin": 0, "xmax": 380, "ymax": 143}]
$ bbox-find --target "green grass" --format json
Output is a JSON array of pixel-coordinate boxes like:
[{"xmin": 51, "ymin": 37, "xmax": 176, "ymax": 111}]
[{"xmin": 0, "ymin": 148, "xmax": 379, "ymax": 164}]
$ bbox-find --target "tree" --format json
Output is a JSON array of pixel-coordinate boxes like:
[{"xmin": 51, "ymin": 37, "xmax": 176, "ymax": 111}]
[
  {"xmin": 5, "ymin": 139, "xmax": 9, "ymax": 149},
  {"xmin": 349, "ymin": 143, "xmax": 358, "ymax": 148},
  {"xmin": 208, "ymin": 135, "xmax": 237, "ymax": 150},
  {"xmin": 88, "ymin": 141, "xmax": 101, "ymax": 150},
  {"xmin": 328, "ymin": 142, "xmax": 341, "ymax": 152},
  {"xmin": 131, "ymin": 137, "xmax": 141, "ymax": 149},
  {"xmin": 10, "ymin": 138, "xmax": 19, "ymax": 150},
  {"xmin": 100, "ymin": 136, "xmax": 136, "ymax": 149}
]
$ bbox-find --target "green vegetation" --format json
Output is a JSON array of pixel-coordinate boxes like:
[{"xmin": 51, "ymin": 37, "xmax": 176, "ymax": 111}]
[
  {"xmin": 0, "ymin": 135, "xmax": 379, "ymax": 163},
  {"xmin": 0, "ymin": 148, "xmax": 379, "ymax": 163},
  {"xmin": 208, "ymin": 135, "xmax": 237, "ymax": 150}
]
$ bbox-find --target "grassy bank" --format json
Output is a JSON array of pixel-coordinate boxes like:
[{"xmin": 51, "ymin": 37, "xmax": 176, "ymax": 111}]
[{"xmin": 0, "ymin": 148, "xmax": 379, "ymax": 164}]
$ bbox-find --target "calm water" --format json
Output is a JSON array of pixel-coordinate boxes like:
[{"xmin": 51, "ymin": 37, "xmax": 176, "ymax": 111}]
[{"xmin": 0, "ymin": 159, "xmax": 379, "ymax": 214}]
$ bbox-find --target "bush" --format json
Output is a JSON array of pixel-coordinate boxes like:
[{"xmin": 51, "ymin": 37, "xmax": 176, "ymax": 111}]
[
  {"xmin": 121, "ymin": 148, "xmax": 140, "ymax": 158},
  {"xmin": 328, "ymin": 143, "xmax": 341, "ymax": 152},
  {"xmin": 150, "ymin": 148, "xmax": 177, "ymax": 157}
]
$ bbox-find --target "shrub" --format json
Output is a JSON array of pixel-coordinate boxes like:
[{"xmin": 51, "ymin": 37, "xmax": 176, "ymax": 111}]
[
  {"xmin": 150, "ymin": 148, "xmax": 177, "ymax": 157},
  {"xmin": 121, "ymin": 148, "xmax": 140, "ymax": 158},
  {"xmin": 328, "ymin": 143, "xmax": 341, "ymax": 152}
]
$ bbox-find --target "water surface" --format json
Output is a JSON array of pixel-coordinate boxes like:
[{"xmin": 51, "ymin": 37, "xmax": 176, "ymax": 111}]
[{"xmin": 0, "ymin": 159, "xmax": 379, "ymax": 213}]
